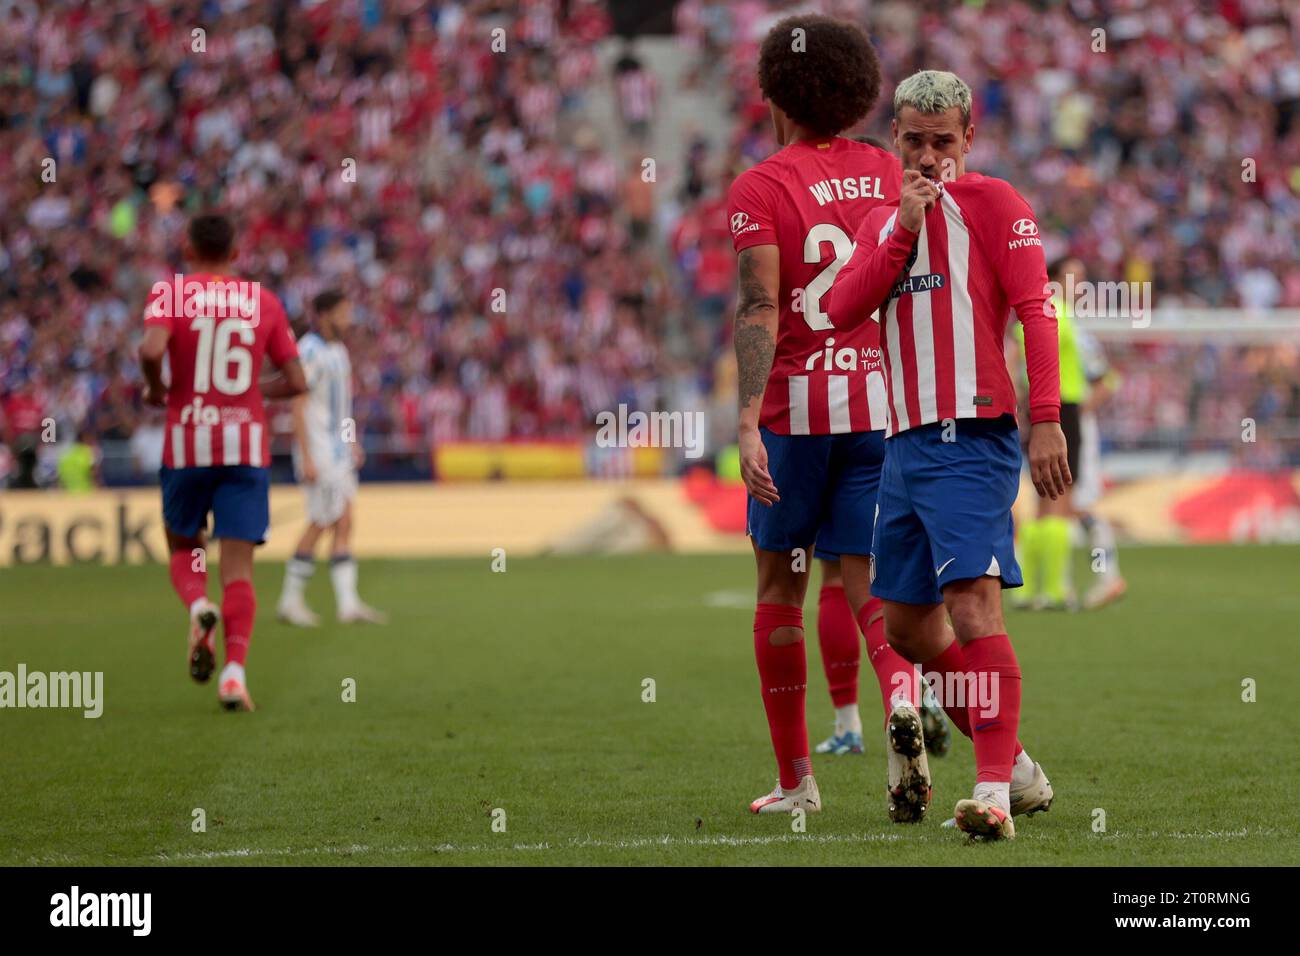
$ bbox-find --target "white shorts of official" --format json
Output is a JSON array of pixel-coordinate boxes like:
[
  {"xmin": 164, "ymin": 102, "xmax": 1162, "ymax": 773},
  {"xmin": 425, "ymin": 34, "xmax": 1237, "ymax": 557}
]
[{"xmin": 302, "ymin": 466, "xmax": 358, "ymax": 527}]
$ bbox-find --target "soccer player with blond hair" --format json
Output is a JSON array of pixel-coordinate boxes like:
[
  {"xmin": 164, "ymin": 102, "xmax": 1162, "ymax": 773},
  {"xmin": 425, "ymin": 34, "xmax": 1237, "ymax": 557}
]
[{"xmin": 827, "ymin": 70, "xmax": 1063, "ymax": 839}]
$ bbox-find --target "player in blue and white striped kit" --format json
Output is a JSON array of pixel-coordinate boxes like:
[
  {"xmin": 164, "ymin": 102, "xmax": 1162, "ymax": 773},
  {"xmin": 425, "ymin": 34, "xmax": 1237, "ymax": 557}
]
[{"xmin": 277, "ymin": 290, "xmax": 387, "ymax": 626}]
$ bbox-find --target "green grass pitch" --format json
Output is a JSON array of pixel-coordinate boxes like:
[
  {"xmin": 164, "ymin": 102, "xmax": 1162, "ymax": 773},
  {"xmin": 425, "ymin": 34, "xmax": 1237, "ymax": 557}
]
[{"xmin": 1, "ymin": 545, "xmax": 1297, "ymax": 866}]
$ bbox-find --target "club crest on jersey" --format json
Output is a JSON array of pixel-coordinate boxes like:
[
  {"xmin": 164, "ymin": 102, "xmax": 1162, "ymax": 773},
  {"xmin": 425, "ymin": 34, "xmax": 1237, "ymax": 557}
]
[{"xmin": 804, "ymin": 339, "xmax": 882, "ymax": 372}]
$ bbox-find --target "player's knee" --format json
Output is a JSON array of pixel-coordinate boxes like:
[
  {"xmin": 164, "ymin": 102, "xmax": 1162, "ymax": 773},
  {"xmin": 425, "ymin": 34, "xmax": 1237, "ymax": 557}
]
[
  {"xmin": 758, "ymin": 587, "xmax": 802, "ymax": 611},
  {"xmin": 884, "ymin": 626, "xmax": 924, "ymax": 663},
  {"xmin": 947, "ymin": 592, "xmax": 1003, "ymax": 641}
]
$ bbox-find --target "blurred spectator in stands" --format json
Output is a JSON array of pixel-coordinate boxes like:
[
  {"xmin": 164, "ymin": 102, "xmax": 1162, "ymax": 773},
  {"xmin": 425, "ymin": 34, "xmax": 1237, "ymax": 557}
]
[
  {"xmin": 3, "ymin": 382, "xmax": 44, "ymax": 489},
  {"xmin": 613, "ymin": 43, "xmax": 657, "ymax": 143}
]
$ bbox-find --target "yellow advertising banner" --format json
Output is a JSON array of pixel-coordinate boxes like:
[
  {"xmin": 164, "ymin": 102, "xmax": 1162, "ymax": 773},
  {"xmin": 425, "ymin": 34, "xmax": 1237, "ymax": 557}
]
[
  {"xmin": 6, "ymin": 470, "xmax": 1295, "ymax": 567},
  {"xmin": 433, "ymin": 441, "xmax": 664, "ymax": 480},
  {"xmin": 0, "ymin": 479, "xmax": 742, "ymax": 566}
]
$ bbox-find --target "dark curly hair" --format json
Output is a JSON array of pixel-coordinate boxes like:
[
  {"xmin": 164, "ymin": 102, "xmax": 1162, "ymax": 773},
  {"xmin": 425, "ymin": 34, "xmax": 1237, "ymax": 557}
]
[{"xmin": 758, "ymin": 15, "xmax": 882, "ymax": 138}]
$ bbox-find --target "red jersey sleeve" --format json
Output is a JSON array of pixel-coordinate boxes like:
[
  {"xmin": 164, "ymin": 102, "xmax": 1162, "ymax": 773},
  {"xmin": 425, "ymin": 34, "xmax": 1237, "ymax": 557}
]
[
  {"xmin": 143, "ymin": 283, "xmax": 173, "ymax": 332},
  {"xmin": 726, "ymin": 169, "xmax": 778, "ymax": 253},
  {"xmin": 826, "ymin": 205, "xmax": 917, "ymax": 329},
  {"xmin": 979, "ymin": 180, "xmax": 1060, "ymax": 424},
  {"xmin": 263, "ymin": 294, "xmax": 299, "ymax": 368}
]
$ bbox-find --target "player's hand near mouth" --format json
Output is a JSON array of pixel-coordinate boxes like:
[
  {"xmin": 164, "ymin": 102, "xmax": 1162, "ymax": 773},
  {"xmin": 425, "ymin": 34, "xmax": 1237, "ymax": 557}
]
[{"xmin": 898, "ymin": 169, "xmax": 940, "ymax": 233}]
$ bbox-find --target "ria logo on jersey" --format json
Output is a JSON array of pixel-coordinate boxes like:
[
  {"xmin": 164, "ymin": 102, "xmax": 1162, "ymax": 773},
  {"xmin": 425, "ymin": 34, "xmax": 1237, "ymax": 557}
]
[
  {"xmin": 804, "ymin": 339, "xmax": 883, "ymax": 372},
  {"xmin": 179, "ymin": 395, "xmax": 255, "ymax": 427}
]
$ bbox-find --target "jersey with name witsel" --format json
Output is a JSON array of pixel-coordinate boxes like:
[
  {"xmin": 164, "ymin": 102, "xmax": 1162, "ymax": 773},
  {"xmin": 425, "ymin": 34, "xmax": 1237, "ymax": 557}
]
[
  {"xmin": 830, "ymin": 173, "xmax": 1060, "ymax": 437},
  {"xmin": 727, "ymin": 137, "xmax": 900, "ymax": 435},
  {"xmin": 144, "ymin": 273, "xmax": 298, "ymax": 467},
  {"xmin": 296, "ymin": 331, "xmax": 354, "ymax": 471}
]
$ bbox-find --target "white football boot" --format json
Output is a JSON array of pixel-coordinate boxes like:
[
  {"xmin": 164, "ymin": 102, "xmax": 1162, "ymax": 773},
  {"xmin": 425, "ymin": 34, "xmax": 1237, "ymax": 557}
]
[
  {"xmin": 954, "ymin": 797, "xmax": 1016, "ymax": 840},
  {"xmin": 1083, "ymin": 576, "xmax": 1128, "ymax": 610},
  {"xmin": 941, "ymin": 762, "xmax": 1053, "ymax": 829},
  {"xmin": 1009, "ymin": 761, "xmax": 1054, "ymax": 817},
  {"xmin": 886, "ymin": 700, "xmax": 932, "ymax": 823},
  {"xmin": 338, "ymin": 602, "xmax": 388, "ymax": 624},
  {"xmin": 217, "ymin": 662, "xmax": 256, "ymax": 712},
  {"xmin": 277, "ymin": 598, "xmax": 320, "ymax": 627},
  {"xmin": 749, "ymin": 776, "xmax": 822, "ymax": 814}
]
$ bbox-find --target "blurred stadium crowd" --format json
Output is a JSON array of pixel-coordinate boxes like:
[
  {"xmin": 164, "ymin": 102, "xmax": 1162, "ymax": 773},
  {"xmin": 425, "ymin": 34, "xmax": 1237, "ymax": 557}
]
[{"xmin": 1, "ymin": 0, "xmax": 1298, "ymax": 488}]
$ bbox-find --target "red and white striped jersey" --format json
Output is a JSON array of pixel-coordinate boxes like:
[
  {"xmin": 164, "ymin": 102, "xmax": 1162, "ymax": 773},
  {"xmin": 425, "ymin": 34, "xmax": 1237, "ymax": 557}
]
[
  {"xmin": 144, "ymin": 273, "xmax": 299, "ymax": 468},
  {"xmin": 616, "ymin": 68, "xmax": 656, "ymax": 122},
  {"xmin": 727, "ymin": 137, "xmax": 900, "ymax": 435},
  {"xmin": 827, "ymin": 172, "xmax": 1060, "ymax": 437}
]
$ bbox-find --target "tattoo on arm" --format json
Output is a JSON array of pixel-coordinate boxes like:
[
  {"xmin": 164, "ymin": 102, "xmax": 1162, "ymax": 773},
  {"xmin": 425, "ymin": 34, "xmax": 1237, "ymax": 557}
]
[
  {"xmin": 736, "ymin": 320, "xmax": 775, "ymax": 410},
  {"xmin": 734, "ymin": 249, "xmax": 777, "ymax": 411}
]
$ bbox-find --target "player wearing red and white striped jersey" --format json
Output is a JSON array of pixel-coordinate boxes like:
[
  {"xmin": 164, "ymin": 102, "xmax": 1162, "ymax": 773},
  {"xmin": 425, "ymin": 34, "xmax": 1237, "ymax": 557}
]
[
  {"xmin": 145, "ymin": 275, "xmax": 298, "ymax": 470},
  {"xmin": 729, "ymin": 15, "xmax": 937, "ymax": 822},
  {"xmin": 139, "ymin": 213, "xmax": 306, "ymax": 712},
  {"xmin": 826, "ymin": 70, "xmax": 1069, "ymax": 839},
  {"xmin": 832, "ymin": 174, "xmax": 1062, "ymax": 438}
]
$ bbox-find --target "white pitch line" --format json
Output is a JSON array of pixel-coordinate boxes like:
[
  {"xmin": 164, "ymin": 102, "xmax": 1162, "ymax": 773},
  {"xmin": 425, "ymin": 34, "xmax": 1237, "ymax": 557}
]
[
  {"xmin": 151, "ymin": 825, "xmax": 1281, "ymax": 862},
  {"xmin": 155, "ymin": 831, "xmax": 904, "ymax": 862}
]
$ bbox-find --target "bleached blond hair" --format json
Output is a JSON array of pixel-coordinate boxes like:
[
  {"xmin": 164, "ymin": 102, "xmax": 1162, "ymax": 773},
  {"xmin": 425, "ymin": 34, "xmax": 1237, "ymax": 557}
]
[{"xmin": 893, "ymin": 70, "xmax": 973, "ymax": 126}]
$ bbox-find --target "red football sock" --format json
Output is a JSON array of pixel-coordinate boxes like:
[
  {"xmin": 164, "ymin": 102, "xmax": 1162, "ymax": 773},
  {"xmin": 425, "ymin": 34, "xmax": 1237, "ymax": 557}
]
[
  {"xmin": 858, "ymin": 598, "xmax": 917, "ymax": 724},
  {"xmin": 221, "ymin": 579, "xmax": 256, "ymax": 667},
  {"xmin": 169, "ymin": 549, "xmax": 207, "ymax": 609},
  {"xmin": 816, "ymin": 585, "xmax": 859, "ymax": 708},
  {"xmin": 923, "ymin": 639, "xmax": 1024, "ymax": 755},
  {"xmin": 962, "ymin": 633, "xmax": 1022, "ymax": 782},
  {"xmin": 922, "ymin": 640, "xmax": 974, "ymax": 738},
  {"xmin": 754, "ymin": 603, "xmax": 811, "ymax": 790}
]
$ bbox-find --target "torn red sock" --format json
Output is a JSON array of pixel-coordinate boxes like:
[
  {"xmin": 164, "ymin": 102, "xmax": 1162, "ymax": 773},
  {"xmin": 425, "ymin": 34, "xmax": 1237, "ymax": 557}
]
[{"xmin": 754, "ymin": 603, "xmax": 810, "ymax": 790}]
